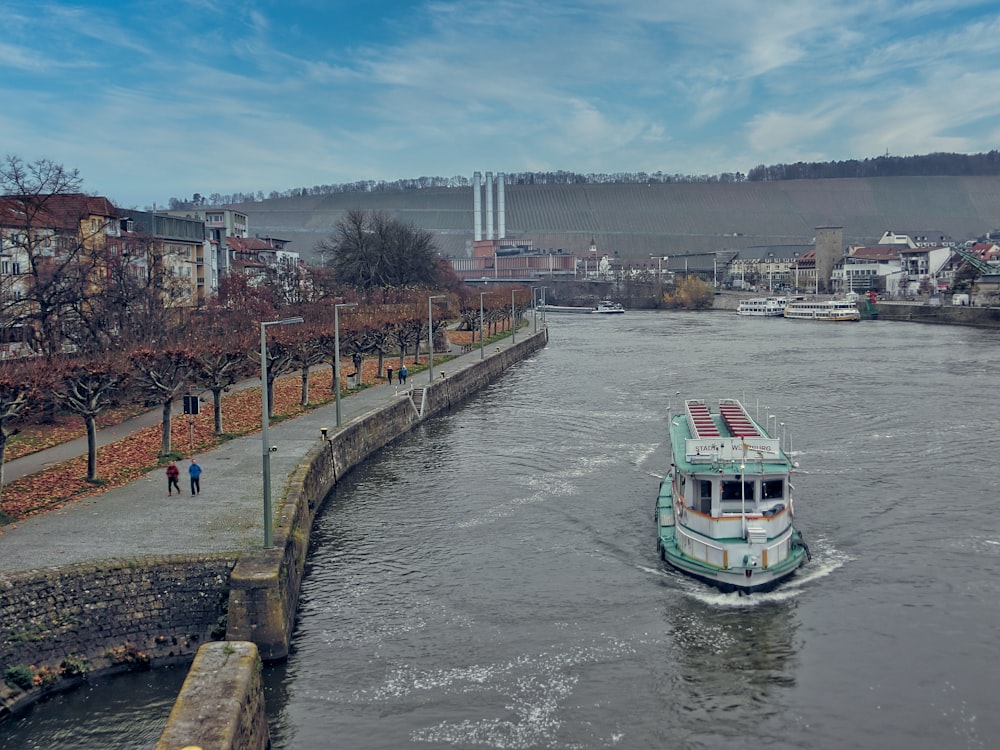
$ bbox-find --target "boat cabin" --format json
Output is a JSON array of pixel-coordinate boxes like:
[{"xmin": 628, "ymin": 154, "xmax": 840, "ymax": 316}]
[
  {"xmin": 675, "ymin": 399, "xmax": 791, "ymax": 521},
  {"xmin": 679, "ymin": 472, "xmax": 788, "ymax": 518}
]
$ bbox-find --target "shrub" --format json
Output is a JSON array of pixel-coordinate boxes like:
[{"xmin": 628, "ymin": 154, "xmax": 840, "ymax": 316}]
[{"xmin": 4, "ymin": 664, "xmax": 34, "ymax": 691}]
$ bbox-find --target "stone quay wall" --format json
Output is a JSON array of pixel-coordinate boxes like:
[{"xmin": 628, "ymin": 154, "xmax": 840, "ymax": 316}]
[
  {"xmin": 875, "ymin": 302, "xmax": 1000, "ymax": 328},
  {"xmin": 154, "ymin": 641, "xmax": 269, "ymax": 750},
  {"xmin": 0, "ymin": 556, "xmax": 236, "ymax": 720},
  {"xmin": 226, "ymin": 328, "xmax": 549, "ymax": 661}
]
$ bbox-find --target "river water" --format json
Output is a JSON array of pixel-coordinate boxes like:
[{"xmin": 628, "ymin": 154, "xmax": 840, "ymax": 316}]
[{"xmin": 4, "ymin": 311, "xmax": 998, "ymax": 749}]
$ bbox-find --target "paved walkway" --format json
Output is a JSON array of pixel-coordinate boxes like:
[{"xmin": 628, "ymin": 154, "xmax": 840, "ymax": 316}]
[{"xmin": 0, "ymin": 333, "xmax": 534, "ymax": 574}]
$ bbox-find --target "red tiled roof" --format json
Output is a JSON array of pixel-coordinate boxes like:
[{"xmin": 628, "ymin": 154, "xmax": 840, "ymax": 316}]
[{"xmin": 0, "ymin": 193, "xmax": 118, "ymax": 229}]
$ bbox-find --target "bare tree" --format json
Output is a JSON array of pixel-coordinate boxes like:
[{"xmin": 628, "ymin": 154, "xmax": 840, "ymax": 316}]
[
  {"xmin": 319, "ymin": 209, "xmax": 442, "ymax": 291},
  {"xmin": 130, "ymin": 347, "xmax": 196, "ymax": 456},
  {"xmin": 51, "ymin": 354, "xmax": 128, "ymax": 481},
  {"xmin": 0, "ymin": 359, "xmax": 40, "ymax": 505},
  {"xmin": 0, "ymin": 156, "xmax": 111, "ymax": 357}
]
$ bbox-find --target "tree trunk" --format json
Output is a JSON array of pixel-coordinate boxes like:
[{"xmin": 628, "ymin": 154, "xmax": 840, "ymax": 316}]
[
  {"xmin": 0, "ymin": 433, "xmax": 6, "ymax": 505},
  {"xmin": 211, "ymin": 387, "xmax": 224, "ymax": 435},
  {"xmin": 85, "ymin": 415, "xmax": 98, "ymax": 481},
  {"xmin": 160, "ymin": 400, "xmax": 173, "ymax": 456}
]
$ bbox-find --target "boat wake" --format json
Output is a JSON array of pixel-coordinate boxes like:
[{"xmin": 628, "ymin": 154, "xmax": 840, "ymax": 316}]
[{"xmin": 642, "ymin": 536, "xmax": 852, "ymax": 607}]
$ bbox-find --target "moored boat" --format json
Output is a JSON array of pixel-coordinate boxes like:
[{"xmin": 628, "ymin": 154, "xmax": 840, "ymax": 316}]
[
  {"xmin": 783, "ymin": 296, "xmax": 861, "ymax": 321},
  {"xmin": 736, "ymin": 297, "xmax": 788, "ymax": 316},
  {"xmin": 592, "ymin": 300, "xmax": 625, "ymax": 314},
  {"xmin": 537, "ymin": 304, "xmax": 594, "ymax": 314},
  {"xmin": 655, "ymin": 398, "xmax": 810, "ymax": 593}
]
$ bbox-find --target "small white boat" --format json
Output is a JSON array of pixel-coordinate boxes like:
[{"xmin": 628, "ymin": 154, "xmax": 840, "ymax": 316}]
[
  {"xmin": 736, "ymin": 297, "xmax": 788, "ymax": 316},
  {"xmin": 783, "ymin": 297, "xmax": 861, "ymax": 321},
  {"xmin": 655, "ymin": 398, "xmax": 810, "ymax": 593},
  {"xmin": 592, "ymin": 300, "xmax": 625, "ymax": 314}
]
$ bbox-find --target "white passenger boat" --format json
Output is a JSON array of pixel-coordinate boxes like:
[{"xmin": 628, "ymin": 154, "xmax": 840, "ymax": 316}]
[
  {"xmin": 783, "ymin": 297, "xmax": 861, "ymax": 321},
  {"xmin": 655, "ymin": 398, "xmax": 810, "ymax": 593},
  {"xmin": 592, "ymin": 300, "xmax": 625, "ymax": 314},
  {"xmin": 736, "ymin": 297, "xmax": 788, "ymax": 316}
]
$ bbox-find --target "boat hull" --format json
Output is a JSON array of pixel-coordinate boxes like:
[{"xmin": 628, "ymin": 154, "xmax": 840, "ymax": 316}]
[{"xmin": 656, "ymin": 524, "xmax": 808, "ymax": 594}]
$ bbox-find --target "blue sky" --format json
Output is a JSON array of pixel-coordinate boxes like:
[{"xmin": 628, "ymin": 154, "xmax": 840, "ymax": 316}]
[{"xmin": 2, "ymin": 0, "xmax": 999, "ymax": 208}]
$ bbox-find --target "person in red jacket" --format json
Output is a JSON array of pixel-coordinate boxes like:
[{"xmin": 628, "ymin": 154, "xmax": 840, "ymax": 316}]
[{"xmin": 166, "ymin": 462, "xmax": 180, "ymax": 496}]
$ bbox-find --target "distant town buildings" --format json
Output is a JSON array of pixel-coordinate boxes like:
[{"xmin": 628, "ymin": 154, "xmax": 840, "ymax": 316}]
[{"xmin": 0, "ymin": 194, "xmax": 300, "ymax": 357}]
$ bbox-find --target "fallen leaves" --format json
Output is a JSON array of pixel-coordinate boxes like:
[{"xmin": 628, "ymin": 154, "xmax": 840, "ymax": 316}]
[
  {"xmin": 0, "ymin": 363, "xmax": 374, "ymax": 522},
  {"xmin": 0, "ymin": 343, "xmax": 457, "ymax": 524}
]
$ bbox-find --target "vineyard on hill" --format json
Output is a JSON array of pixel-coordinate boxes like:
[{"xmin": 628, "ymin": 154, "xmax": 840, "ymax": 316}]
[{"xmin": 236, "ymin": 175, "xmax": 1000, "ymax": 264}]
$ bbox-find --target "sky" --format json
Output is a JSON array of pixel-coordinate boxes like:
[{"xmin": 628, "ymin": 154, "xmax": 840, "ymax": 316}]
[{"xmin": 2, "ymin": 0, "xmax": 1000, "ymax": 208}]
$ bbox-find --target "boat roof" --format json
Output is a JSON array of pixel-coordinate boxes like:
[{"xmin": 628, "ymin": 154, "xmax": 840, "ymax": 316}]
[{"xmin": 672, "ymin": 399, "xmax": 790, "ymax": 472}]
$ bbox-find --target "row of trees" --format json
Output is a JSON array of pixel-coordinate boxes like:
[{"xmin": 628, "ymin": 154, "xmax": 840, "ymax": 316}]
[
  {"xmin": 746, "ymin": 151, "xmax": 1000, "ymax": 182},
  {"xmin": 0, "ymin": 286, "xmax": 531, "ymax": 491}
]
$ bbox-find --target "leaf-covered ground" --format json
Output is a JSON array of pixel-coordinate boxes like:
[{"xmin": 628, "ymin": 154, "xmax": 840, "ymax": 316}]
[{"xmin": 0, "ymin": 357, "xmax": 418, "ymax": 524}]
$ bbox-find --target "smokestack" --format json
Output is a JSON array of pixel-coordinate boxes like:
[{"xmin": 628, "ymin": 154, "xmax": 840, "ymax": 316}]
[
  {"xmin": 473, "ymin": 171, "xmax": 482, "ymax": 242},
  {"xmin": 485, "ymin": 171, "xmax": 494, "ymax": 241},
  {"xmin": 497, "ymin": 173, "xmax": 505, "ymax": 240}
]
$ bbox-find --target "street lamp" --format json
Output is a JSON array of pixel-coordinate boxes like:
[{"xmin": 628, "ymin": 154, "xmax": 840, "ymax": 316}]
[
  {"xmin": 428, "ymin": 294, "xmax": 445, "ymax": 382},
  {"xmin": 532, "ymin": 287, "xmax": 540, "ymax": 333},
  {"xmin": 334, "ymin": 302, "xmax": 357, "ymax": 428},
  {"xmin": 260, "ymin": 315, "xmax": 304, "ymax": 549},
  {"xmin": 651, "ymin": 255, "xmax": 668, "ymax": 300},
  {"xmin": 479, "ymin": 291, "xmax": 491, "ymax": 360},
  {"xmin": 540, "ymin": 286, "xmax": 548, "ymax": 326}
]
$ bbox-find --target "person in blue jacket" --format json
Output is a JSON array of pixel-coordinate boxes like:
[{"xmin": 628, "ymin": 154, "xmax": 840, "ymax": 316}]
[{"xmin": 189, "ymin": 459, "xmax": 202, "ymax": 495}]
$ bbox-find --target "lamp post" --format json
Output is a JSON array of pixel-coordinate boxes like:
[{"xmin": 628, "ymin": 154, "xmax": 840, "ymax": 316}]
[
  {"xmin": 260, "ymin": 315, "xmax": 304, "ymax": 549},
  {"xmin": 532, "ymin": 287, "xmax": 539, "ymax": 333},
  {"xmin": 428, "ymin": 294, "xmax": 445, "ymax": 382},
  {"xmin": 479, "ymin": 291, "xmax": 491, "ymax": 359},
  {"xmin": 540, "ymin": 286, "xmax": 548, "ymax": 326},
  {"xmin": 334, "ymin": 302, "xmax": 357, "ymax": 428},
  {"xmin": 651, "ymin": 255, "xmax": 668, "ymax": 301}
]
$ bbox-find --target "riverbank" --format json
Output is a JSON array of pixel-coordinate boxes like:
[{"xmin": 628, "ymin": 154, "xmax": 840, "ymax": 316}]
[
  {"xmin": 0, "ymin": 327, "xmax": 548, "ymax": 732},
  {"xmin": 713, "ymin": 291, "xmax": 1000, "ymax": 328}
]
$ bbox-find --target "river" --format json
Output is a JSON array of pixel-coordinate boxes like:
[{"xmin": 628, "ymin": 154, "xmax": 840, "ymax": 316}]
[{"xmin": 3, "ymin": 311, "xmax": 998, "ymax": 749}]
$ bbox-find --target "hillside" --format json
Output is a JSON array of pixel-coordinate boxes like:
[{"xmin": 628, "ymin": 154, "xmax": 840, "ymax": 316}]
[{"xmin": 234, "ymin": 175, "xmax": 1000, "ymax": 263}]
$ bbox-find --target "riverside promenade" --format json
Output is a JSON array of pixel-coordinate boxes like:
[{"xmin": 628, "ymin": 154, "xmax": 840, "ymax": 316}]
[{"xmin": 0, "ymin": 330, "xmax": 539, "ymax": 574}]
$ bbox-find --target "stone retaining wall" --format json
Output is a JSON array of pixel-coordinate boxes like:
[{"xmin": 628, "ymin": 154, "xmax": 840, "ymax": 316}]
[
  {"xmin": 875, "ymin": 302, "xmax": 1000, "ymax": 327},
  {"xmin": 0, "ymin": 556, "xmax": 236, "ymax": 719}
]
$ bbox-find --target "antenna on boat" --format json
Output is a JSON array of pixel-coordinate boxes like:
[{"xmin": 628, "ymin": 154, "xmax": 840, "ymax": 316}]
[{"xmin": 667, "ymin": 391, "xmax": 681, "ymax": 420}]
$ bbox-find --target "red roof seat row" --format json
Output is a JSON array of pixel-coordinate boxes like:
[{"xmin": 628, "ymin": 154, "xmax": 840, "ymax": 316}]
[
  {"xmin": 718, "ymin": 400, "xmax": 761, "ymax": 437},
  {"xmin": 685, "ymin": 400, "xmax": 720, "ymax": 437}
]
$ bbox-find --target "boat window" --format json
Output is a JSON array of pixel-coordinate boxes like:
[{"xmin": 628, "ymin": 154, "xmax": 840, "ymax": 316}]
[
  {"xmin": 721, "ymin": 480, "xmax": 755, "ymax": 501},
  {"xmin": 762, "ymin": 479, "xmax": 784, "ymax": 499},
  {"xmin": 699, "ymin": 480, "xmax": 712, "ymax": 500}
]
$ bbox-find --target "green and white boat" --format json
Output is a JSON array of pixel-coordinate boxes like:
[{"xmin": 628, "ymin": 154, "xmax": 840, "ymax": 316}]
[{"xmin": 655, "ymin": 398, "xmax": 810, "ymax": 593}]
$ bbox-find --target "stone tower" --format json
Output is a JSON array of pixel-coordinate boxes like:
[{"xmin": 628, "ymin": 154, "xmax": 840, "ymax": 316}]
[{"xmin": 814, "ymin": 226, "xmax": 843, "ymax": 294}]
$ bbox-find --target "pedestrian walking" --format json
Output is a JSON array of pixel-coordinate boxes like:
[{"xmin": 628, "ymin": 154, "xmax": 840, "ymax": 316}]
[
  {"xmin": 399, "ymin": 365, "xmax": 408, "ymax": 384},
  {"xmin": 189, "ymin": 459, "xmax": 202, "ymax": 495},
  {"xmin": 387, "ymin": 366, "xmax": 393, "ymax": 384},
  {"xmin": 166, "ymin": 462, "xmax": 180, "ymax": 496}
]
